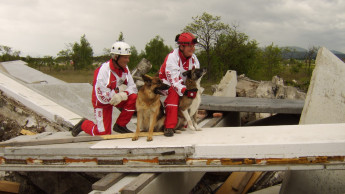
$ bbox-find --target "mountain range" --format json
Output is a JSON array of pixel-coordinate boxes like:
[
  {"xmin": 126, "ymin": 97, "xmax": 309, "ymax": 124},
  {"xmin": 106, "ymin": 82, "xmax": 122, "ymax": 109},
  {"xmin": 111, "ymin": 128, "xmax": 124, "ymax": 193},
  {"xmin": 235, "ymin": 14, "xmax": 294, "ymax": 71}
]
[{"xmin": 281, "ymin": 46, "xmax": 345, "ymax": 60}]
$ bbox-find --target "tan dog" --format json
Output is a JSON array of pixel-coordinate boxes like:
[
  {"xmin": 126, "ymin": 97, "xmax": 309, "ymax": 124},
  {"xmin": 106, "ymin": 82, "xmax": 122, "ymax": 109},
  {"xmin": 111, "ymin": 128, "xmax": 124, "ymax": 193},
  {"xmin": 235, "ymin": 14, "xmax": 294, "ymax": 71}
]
[
  {"xmin": 132, "ymin": 75, "xmax": 169, "ymax": 141},
  {"xmin": 178, "ymin": 68, "xmax": 207, "ymax": 131}
]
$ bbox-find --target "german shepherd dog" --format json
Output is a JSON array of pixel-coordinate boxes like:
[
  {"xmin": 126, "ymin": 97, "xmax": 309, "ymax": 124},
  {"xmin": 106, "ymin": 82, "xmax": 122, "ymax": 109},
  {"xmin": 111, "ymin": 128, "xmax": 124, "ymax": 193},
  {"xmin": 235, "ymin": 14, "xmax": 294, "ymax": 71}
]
[
  {"xmin": 177, "ymin": 68, "xmax": 207, "ymax": 131},
  {"xmin": 132, "ymin": 75, "xmax": 169, "ymax": 141}
]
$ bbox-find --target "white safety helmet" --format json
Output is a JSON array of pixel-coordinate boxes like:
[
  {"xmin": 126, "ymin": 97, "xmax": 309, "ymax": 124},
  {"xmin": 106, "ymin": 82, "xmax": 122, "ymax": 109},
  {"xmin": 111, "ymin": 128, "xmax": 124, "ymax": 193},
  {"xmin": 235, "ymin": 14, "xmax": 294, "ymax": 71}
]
[{"xmin": 110, "ymin": 41, "xmax": 131, "ymax": 55}]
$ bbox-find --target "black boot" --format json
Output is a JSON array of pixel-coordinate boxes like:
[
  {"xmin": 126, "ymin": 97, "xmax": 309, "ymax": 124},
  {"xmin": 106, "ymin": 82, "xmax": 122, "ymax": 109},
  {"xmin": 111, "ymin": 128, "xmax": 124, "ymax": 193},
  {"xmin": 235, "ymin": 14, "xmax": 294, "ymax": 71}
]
[
  {"xmin": 71, "ymin": 118, "xmax": 86, "ymax": 137},
  {"xmin": 164, "ymin": 128, "xmax": 174, "ymax": 137},
  {"xmin": 113, "ymin": 123, "xmax": 133, "ymax": 133}
]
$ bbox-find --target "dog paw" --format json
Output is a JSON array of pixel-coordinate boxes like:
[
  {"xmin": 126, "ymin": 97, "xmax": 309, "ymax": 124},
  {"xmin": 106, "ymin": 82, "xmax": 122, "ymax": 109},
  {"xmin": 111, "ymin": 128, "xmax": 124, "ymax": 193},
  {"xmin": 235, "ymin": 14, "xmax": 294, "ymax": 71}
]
[
  {"xmin": 196, "ymin": 127, "xmax": 202, "ymax": 131},
  {"xmin": 132, "ymin": 136, "xmax": 139, "ymax": 141},
  {"xmin": 147, "ymin": 136, "xmax": 153, "ymax": 141}
]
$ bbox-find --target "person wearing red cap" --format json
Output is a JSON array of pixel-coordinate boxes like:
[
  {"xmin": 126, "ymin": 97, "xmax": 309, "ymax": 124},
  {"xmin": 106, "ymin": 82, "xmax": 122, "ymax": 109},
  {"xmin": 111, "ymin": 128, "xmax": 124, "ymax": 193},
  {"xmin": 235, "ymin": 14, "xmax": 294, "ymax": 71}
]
[
  {"xmin": 71, "ymin": 41, "xmax": 137, "ymax": 137},
  {"xmin": 159, "ymin": 32, "xmax": 200, "ymax": 137}
]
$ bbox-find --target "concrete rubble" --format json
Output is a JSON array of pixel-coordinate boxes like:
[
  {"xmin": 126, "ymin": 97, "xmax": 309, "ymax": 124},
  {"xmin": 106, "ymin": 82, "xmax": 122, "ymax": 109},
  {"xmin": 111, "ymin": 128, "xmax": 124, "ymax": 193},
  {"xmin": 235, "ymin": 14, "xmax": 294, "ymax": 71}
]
[
  {"xmin": 131, "ymin": 58, "xmax": 152, "ymax": 88},
  {"xmin": 231, "ymin": 74, "xmax": 306, "ymax": 123}
]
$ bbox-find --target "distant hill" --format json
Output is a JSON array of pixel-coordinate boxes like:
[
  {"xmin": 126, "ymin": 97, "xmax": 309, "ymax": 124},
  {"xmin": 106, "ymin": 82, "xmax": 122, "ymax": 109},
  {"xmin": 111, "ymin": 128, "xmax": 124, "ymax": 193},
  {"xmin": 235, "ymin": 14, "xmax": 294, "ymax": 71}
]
[
  {"xmin": 281, "ymin": 46, "xmax": 345, "ymax": 60},
  {"xmin": 282, "ymin": 46, "xmax": 307, "ymax": 52},
  {"xmin": 330, "ymin": 50, "xmax": 345, "ymax": 59}
]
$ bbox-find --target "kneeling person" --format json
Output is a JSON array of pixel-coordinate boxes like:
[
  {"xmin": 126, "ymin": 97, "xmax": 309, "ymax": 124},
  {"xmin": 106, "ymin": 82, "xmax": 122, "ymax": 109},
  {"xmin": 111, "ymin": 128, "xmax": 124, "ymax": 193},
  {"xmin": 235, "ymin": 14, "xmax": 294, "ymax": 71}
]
[{"xmin": 72, "ymin": 41, "xmax": 137, "ymax": 136}]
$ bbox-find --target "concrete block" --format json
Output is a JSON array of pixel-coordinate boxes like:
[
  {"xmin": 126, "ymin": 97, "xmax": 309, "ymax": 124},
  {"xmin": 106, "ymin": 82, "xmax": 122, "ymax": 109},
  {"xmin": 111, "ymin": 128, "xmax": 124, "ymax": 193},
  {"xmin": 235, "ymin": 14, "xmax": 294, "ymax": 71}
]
[
  {"xmin": 213, "ymin": 70, "xmax": 237, "ymax": 97},
  {"xmin": 300, "ymin": 47, "xmax": 345, "ymax": 124},
  {"xmin": 281, "ymin": 47, "xmax": 345, "ymax": 194}
]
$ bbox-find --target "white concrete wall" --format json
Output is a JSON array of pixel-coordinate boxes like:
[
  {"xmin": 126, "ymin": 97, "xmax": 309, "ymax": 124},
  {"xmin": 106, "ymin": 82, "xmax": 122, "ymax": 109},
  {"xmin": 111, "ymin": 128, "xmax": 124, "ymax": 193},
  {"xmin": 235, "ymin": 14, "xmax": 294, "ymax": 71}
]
[{"xmin": 300, "ymin": 47, "xmax": 345, "ymax": 124}]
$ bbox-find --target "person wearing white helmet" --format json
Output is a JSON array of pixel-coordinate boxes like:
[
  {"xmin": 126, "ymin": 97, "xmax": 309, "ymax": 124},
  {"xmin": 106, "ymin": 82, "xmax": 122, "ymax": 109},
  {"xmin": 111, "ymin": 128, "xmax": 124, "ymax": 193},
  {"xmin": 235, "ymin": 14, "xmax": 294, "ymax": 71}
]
[{"xmin": 72, "ymin": 41, "xmax": 138, "ymax": 136}]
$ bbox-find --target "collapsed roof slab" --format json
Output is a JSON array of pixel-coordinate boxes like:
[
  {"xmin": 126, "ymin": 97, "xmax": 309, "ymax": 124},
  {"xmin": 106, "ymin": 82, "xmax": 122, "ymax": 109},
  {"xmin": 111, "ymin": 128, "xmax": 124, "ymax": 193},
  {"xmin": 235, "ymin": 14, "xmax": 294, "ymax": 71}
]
[
  {"xmin": 0, "ymin": 60, "xmax": 65, "ymax": 84},
  {"xmin": 1, "ymin": 123, "xmax": 345, "ymax": 172},
  {"xmin": 0, "ymin": 71, "xmax": 81, "ymax": 128}
]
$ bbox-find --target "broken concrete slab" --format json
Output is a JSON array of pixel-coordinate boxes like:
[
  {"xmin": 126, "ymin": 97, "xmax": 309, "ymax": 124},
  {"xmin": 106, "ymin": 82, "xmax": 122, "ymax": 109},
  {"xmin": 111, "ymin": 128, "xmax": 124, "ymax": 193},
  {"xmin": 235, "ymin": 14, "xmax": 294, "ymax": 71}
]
[
  {"xmin": 131, "ymin": 58, "xmax": 152, "ymax": 88},
  {"xmin": 236, "ymin": 75, "xmax": 259, "ymax": 98},
  {"xmin": 281, "ymin": 47, "xmax": 345, "ymax": 194},
  {"xmin": 131, "ymin": 58, "xmax": 152, "ymax": 78},
  {"xmin": 1, "ymin": 123, "xmax": 345, "ymax": 172},
  {"xmin": 0, "ymin": 60, "xmax": 135, "ymax": 131},
  {"xmin": 0, "ymin": 60, "xmax": 65, "ymax": 84},
  {"xmin": 0, "ymin": 71, "xmax": 81, "ymax": 128},
  {"xmin": 300, "ymin": 47, "xmax": 345, "ymax": 124},
  {"xmin": 28, "ymin": 83, "xmax": 94, "ymax": 119},
  {"xmin": 213, "ymin": 70, "xmax": 237, "ymax": 97}
]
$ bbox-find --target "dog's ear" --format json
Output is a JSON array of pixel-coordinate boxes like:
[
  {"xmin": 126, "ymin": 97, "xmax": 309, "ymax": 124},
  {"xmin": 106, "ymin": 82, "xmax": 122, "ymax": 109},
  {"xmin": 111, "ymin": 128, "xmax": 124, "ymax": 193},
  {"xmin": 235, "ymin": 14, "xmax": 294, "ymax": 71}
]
[
  {"xmin": 142, "ymin": 74, "xmax": 152, "ymax": 85},
  {"xmin": 182, "ymin": 70, "xmax": 191, "ymax": 78}
]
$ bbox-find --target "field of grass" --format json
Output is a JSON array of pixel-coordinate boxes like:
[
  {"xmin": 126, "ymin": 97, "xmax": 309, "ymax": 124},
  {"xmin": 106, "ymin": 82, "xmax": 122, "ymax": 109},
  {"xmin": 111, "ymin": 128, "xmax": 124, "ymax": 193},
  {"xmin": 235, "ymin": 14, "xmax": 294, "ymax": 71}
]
[{"xmin": 42, "ymin": 69, "xmax": 95, "ymax": 85}]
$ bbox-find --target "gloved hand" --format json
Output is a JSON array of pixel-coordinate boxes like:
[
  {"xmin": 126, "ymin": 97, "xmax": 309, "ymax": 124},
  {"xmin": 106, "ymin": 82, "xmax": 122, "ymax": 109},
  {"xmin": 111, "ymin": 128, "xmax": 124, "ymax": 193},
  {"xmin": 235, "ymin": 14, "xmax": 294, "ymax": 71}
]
[
  {"xmin": 184, "ymin": 89, "xmax": 198, "ymax": 99},
  {"xmin": 109, "ymin": 92, "xmax": 128, "ymax": 106}
]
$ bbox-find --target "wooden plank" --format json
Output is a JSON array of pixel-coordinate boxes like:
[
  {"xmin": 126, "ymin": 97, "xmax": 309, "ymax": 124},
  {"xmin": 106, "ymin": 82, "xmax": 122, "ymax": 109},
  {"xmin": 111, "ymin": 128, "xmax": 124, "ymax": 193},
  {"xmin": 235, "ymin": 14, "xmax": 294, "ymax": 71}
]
[
  {"xmin": 20, "ymin": 129, "xmax": 37, "ymax": 135},
  {"xmin": 216, "ymin": 172, "xmax": 254, "ymax": 194},
  {"xmin": 121, "ymin": 173, "xmax": 158, "ymax": 194},
  {"xmin": 0, "ymin": 180, "xmax": 20, "ymax": 193},
  {"xmin": 242, "ymin": 172, "xmax": 263, "ymax": 194},
  {"xmin": 200, "ymin": 96, "xmax": 304, "ymax": 114},
  {"xmin": 92, "ymin": 173, "xmax": 126, "ymax": 191},
  {"xmin": 0, "ymin": 132, "xmax": 164, "ymax": 147}
]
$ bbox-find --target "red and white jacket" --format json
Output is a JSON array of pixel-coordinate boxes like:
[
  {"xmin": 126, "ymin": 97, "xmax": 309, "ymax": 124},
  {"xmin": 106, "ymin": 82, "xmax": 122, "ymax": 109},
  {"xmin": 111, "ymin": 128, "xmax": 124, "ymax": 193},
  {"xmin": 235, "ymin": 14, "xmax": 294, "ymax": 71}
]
[
  {"xmin": 159, "ymin": 48, "xmax": 200, "ymax": 96},
  {"xmin": 92, "ymin": 59, "xmax": 137, "ymax": 107}
]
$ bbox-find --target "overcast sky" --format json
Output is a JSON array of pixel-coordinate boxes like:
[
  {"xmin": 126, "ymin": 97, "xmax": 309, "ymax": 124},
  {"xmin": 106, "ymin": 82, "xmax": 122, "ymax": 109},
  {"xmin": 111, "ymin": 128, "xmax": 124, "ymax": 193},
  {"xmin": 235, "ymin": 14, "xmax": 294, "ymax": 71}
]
[{"xmin": 1, "ymin": 0, "xmax": 344, "ymax": 57}]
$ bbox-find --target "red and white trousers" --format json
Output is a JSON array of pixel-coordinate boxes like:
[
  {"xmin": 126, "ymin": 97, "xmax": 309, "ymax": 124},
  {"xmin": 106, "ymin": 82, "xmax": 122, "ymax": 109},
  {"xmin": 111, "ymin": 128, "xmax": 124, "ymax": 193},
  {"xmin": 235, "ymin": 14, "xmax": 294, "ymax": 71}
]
[
  {"xmin": 164, "ymin": 87, "xmax": 180, "ymax": 129},
  {"xmin": 81, "ymin": 94, "xmax": 137, "ymax": 136}
]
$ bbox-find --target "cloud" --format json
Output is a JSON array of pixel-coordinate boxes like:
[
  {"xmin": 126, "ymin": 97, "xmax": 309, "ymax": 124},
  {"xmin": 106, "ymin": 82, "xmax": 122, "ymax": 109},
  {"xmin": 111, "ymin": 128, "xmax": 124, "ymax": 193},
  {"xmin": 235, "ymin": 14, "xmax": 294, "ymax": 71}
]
[{"xmin": 0, "ymin": 0, "xmax": 344, "ymax": 57}]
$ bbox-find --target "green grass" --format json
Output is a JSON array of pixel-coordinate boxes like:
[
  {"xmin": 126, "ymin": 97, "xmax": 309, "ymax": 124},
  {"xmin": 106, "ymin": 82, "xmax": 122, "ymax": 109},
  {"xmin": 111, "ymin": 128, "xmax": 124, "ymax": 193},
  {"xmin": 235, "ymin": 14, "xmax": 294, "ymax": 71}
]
[{"xmin": 42, "ymin": 69, "xmax": 94, "ymax": 84}]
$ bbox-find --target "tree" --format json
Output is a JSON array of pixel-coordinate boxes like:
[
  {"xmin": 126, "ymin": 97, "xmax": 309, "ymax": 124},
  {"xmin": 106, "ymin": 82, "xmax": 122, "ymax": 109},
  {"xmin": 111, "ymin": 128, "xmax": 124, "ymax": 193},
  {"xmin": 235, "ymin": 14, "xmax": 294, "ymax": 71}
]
[
  {"xmin": 117, "ymin": 32, "xmax": 124, "ymax": 41},
  {"xmin": 214, "ymin": 27, "xmax": 259, "ymax": 78},
  {"xmin": 183, "ymin": 12, "xmax": 229, "ymax": 79},
  {"xmin": 0, "ymin": 45, "xmax": 21, "ymax": 62},
  {"xmin": 305, "ymin": 46, "xmax": 319, "ymax": 75},
  {"xmin": 144, "ymin": 35, "xmax": 172, "ymax": 73},
  {"xmin": 43, "ymin": 55, "xmax": 55, "ymax": 71},
  {"xmin": 128, "ymin": 46, "xmax": 144, "ymax": 70},
  {"xmin": 71, "ymin": 34, "xmax": 93, "ymax": 70},
  {"xmin": 259, "ymin": 43, "xmax": 283, "ymax": 79},
  {"xmin": 57, "ymin": 44, "xmax": 73, "ymax": 66}
]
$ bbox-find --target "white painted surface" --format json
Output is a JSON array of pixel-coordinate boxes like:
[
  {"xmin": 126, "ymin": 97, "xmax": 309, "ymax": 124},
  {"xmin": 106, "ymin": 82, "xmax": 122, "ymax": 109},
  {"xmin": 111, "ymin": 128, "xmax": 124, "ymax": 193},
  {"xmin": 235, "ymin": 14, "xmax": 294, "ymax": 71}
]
[
  {"xmin": 0, "ymin": 71, "xmax": 82, "ymax": 126},
  {"xmin": 91, "ymin": 123, "xmax": 345, "ymax": 159},
  {"xmin": 300, "ymin": 47, "xmax": 345, "ymax": 124}
]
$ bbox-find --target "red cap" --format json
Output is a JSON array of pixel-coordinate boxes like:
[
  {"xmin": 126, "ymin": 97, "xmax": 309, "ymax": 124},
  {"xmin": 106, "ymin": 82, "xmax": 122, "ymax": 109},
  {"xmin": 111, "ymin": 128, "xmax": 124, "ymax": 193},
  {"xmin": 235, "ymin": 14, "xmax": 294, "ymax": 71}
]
[{"xmin": 175, "ymin": 32, "xmax": 198, "ymax": 45}]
